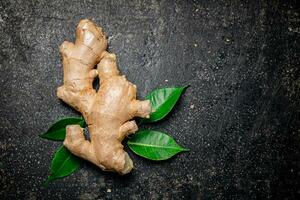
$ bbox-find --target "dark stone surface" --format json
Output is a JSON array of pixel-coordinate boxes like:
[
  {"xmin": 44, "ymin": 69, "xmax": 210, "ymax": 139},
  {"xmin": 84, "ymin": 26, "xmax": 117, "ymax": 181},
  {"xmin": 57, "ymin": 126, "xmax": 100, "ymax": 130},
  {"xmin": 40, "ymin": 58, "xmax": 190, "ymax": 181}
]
[{"xmin": 0, "ymin": 0, "xmax": 299, "ymax": 199}]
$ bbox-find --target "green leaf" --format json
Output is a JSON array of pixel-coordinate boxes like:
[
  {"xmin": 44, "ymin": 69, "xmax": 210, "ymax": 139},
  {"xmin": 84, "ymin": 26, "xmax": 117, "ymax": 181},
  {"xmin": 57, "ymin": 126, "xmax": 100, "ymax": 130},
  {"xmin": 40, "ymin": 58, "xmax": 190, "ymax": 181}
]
[
  {"xmin": 39, "ymin": 117, "xmax": 85, "ymax": 141},
  {"xmin": 142, "ymin": 86, "xmax": 188, "ymax": 123},
  {"xmin": 127, "ymin": 130, "xmax": 188, "ymax": 160},
  {"xmin": 46, "ymin": 145, "xmax": 81, "ymax": 184}
]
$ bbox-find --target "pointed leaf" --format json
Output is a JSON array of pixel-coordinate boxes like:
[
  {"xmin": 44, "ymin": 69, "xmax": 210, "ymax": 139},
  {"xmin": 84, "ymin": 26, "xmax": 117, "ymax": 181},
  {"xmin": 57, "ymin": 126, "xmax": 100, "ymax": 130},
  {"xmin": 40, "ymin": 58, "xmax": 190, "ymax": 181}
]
[
  {"xmin": 46, "ymin": 145, "xmax": 81, "ymax": 183},
  {"xmin": 142, "ymin": 86, "xmax": 188, "ymax": 123},
  {"xmin": 127, "ymin": 130, "xmax": 188, "ymax": 160},
  {"xmin": 39, "ymin": 117, "xmax": 85, "ymax": 141}
]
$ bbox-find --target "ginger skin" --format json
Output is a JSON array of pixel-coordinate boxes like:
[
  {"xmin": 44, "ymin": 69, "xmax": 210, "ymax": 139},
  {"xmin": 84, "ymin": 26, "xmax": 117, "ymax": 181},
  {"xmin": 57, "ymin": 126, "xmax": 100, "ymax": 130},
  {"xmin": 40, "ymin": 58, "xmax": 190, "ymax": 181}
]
[{"xmin": 57, "ymin": 19, "xmax": 151, "ymax": 175}]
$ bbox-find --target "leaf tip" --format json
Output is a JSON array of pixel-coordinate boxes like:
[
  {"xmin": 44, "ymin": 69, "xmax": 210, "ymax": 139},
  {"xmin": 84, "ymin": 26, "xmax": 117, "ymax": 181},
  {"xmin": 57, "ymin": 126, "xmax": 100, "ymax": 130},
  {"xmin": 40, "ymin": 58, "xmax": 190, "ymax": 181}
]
[
  {"xmin": 183, "ymin": 85, "xmax": 190, "ymax": 90},
  {"xmin": 39, "ymin": 133, "xmax": 46, "ymax": 139},
  {"xmin": 42, "ymin": 177, "xmax": 52, "ymax": 187}
]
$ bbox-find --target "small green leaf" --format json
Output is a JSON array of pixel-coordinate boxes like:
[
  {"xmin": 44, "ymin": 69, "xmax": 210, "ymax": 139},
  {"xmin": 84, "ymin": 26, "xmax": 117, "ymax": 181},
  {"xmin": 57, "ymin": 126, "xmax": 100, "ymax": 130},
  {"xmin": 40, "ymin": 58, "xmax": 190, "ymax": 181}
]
[
  {"xmin": 39, "ymin": 117, "xmax": 85, "ymax": 141},
  {"xmin": 46, "ymin": 145, "xmax": 81, "ymax": 183},
  {"xmin": 142, "ymin": 86, "xmax": 188, "ymax": 123},
  {"xmin": 127, "ymin": 130, "xmax": 188, "ymax": 160}
]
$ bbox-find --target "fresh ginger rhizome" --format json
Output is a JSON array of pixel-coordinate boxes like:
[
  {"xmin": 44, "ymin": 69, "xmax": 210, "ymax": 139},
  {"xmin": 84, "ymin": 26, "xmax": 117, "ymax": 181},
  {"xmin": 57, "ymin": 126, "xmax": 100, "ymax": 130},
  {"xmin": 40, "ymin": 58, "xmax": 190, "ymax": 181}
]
[{"xmin": 57, "ymin": 19, "xmax": 151, "ymax": 174}]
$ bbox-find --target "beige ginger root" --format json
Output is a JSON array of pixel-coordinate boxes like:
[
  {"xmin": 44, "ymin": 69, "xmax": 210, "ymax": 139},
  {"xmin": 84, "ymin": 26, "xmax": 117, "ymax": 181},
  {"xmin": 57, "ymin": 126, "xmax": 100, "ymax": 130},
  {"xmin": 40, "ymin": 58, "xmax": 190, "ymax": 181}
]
[{"xmin": 57, "ymin": 19, "xmax": 151, "ymax": 175}]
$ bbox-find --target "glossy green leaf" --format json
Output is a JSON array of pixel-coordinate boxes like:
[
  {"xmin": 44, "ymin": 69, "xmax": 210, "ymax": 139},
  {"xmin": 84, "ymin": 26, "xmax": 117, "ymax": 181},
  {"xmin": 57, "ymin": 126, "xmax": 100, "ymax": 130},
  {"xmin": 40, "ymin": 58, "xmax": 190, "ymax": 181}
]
[
  {"xmin": 46, "ymin": 145, "xmax": 81, "ymax": 184},
  {"xmin": 39, "ymin": 117, "xmax": 85, "ymax": 141},
  {"xmin": 127, "ymin": 130, "xmax": 188, "ymax": 160},
  {"xmin": 142, "ymin": 86, "xmax": 188, "ymax": 123}
]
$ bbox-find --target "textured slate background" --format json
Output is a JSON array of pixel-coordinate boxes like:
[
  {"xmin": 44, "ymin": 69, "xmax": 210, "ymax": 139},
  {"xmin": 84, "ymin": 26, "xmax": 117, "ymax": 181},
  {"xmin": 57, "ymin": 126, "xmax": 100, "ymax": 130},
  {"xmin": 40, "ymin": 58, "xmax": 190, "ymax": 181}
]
[{"xmin": 0, "ymin": 0, "xmax": 299, "ymax": 199}]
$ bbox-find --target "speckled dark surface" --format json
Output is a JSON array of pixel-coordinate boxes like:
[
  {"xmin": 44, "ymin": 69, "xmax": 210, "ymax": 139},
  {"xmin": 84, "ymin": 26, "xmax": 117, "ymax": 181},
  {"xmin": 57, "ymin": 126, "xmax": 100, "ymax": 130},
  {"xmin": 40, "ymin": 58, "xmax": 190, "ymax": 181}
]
[{"xmin": 0, "ymin": 0, "xmax": 299, "ymax": 199}]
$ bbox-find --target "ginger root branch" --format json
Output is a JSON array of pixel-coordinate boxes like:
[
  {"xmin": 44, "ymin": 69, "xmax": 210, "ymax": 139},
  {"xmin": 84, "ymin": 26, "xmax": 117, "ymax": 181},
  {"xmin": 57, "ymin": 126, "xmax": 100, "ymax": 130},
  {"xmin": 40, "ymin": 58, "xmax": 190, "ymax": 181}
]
[{"xmin": 57, "ymin": 19, "xmax": 151, "ymax": 174}]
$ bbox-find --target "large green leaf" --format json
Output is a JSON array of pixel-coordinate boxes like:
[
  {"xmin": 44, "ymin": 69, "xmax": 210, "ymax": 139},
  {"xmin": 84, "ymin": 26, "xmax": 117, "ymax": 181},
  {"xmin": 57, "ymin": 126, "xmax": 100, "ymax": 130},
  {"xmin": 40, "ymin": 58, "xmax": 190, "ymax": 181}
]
[
  {"xmin": 142, "ymin": 86, "xmax": 188, "ymax": 123},
  {"xmin": 127, "ymin": 130, "xmax": 188, "ymax": 160},
  {"xmin": 39, "ymin": 117, "xmax": 85, "ymax": 141},
  {"xmin": 46, "ymin": 145, "xmax": 81, "ymax": 183}
]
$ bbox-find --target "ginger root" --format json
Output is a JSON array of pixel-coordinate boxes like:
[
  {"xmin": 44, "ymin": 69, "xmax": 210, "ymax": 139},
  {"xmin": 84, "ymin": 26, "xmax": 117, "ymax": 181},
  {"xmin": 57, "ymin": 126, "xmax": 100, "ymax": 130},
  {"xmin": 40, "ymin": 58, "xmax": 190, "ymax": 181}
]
[{"xmin": 57, "ymin": 19, "xmax": 151, "ymax": 175}]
